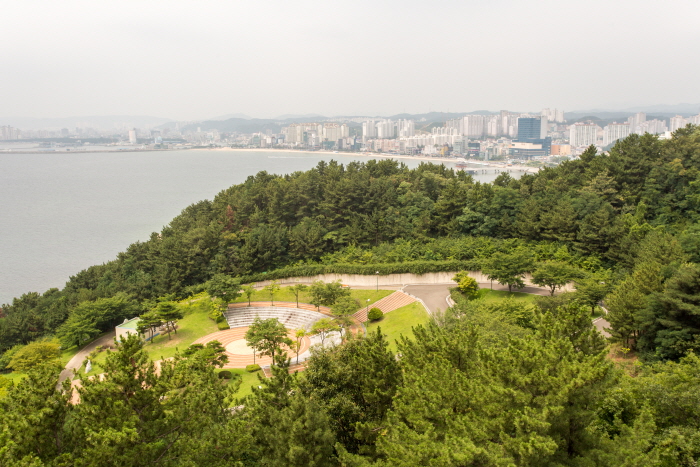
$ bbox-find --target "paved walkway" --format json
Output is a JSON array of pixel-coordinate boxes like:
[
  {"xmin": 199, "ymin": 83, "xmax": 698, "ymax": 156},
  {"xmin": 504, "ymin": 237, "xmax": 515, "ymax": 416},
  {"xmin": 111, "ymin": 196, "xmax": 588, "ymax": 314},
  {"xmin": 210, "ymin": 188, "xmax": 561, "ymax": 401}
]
[
  {"xmin": 352, "ymin": 291, "xmax": 416, "ymax": 322},
  {"xmin": 58, "ymin": 331, "xmax": 116, "ymax": 384},
  {"xmin": 403, "ymin": 284, "xmax": 452, "ymax": 314},
  {"xmin": 60, "ymin": 282, "xmax": 612, "ymax": 382}
]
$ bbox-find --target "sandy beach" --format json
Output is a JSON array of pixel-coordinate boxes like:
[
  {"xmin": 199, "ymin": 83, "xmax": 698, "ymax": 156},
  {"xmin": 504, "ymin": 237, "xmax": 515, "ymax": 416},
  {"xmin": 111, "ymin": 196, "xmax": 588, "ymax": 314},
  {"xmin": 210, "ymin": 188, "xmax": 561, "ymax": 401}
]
[{"xmin": 211, "ymin": 147, "xmax": 541, "ymax": 174}]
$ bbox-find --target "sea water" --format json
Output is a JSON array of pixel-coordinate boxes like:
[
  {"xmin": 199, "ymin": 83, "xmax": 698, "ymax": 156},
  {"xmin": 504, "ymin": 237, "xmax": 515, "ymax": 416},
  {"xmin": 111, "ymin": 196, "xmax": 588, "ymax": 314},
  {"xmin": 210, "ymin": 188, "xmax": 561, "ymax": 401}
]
[{"xmin": 0, "ymin": 149, "xmax": 523, "ymax": 304}]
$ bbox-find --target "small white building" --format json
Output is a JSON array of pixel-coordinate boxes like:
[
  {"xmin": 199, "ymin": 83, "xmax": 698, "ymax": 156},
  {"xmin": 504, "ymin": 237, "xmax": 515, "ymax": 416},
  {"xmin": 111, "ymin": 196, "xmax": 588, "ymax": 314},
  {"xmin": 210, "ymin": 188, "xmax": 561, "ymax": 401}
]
[{"xmin": 115, "ymin": 317, "xmax": 140, "ymax": 342}]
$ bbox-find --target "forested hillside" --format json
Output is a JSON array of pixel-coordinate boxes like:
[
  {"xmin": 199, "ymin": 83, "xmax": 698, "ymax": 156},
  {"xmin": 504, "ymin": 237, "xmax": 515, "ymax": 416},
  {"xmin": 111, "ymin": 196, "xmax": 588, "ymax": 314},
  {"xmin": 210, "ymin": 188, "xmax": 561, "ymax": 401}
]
[
  {"xmin": 1, "ymin": 126, "xmax": 700, "ymax": 465},
  {"xmin": 3, "ymin": 127, "xmax": 700, "ymax": 357}
]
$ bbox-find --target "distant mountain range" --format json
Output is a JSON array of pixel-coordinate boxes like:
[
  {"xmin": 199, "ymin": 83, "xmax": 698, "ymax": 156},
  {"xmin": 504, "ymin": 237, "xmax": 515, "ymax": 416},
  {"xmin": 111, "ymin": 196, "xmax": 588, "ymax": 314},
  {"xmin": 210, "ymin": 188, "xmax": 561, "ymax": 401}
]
[
  {"xmin": 0, "ymin": 115, "xmax": 173, "ymax": 130},
  {"xmin": 3, "ymin": 104, "xmax": 698, "ymax": 133},
  {"xmin": 206, "ymin": 113, "xmax": 253, "ymax": 121},
  {"xmin": 572, "ymin": 103, "xmax": 700, "ymax": 115}
]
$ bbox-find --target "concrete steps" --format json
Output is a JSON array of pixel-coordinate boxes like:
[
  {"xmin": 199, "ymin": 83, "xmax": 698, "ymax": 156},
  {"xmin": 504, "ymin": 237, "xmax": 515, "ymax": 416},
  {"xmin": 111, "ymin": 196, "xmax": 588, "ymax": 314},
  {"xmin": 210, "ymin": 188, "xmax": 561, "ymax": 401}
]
[
  {"xmin": 353, "ymin": 291, "xmax": 416, "ymax": 322},
  {"xmin": 224, "ymin": 306, "xmax": 327, "ymax": 330}
]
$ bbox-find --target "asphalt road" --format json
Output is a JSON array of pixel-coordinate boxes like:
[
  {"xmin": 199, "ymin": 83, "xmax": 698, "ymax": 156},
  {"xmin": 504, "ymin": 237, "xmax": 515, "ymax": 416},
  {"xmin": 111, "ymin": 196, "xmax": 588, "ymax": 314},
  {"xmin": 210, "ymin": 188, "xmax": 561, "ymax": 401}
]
[
  {"xmin": 58, "ymin": 331, "xmax": 116, "ymax": 384},
  {"xmin": 58, "ymin": 284, "xmax": 613, "ymax": 381},
  {"xmin": 403, "ymin": 283, "xmax": 612, "ymax": 338},
  {"xmin": 403, "ymin": 284, "xmax": 453, "ymax": 314}
]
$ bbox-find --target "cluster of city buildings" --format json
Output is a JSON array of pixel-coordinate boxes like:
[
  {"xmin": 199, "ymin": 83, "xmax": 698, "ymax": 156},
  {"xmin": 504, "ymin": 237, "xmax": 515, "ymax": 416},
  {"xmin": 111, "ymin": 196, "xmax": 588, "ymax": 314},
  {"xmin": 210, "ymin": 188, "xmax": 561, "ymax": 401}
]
[
  {"xmin": 570, "ymin": 112, "xmax": 700, "ymax": 148},
  {"xmin": 3, "ymin": 109, "xmax": 700, "ymax": 162},
  {"xmin": 270, "ymin": 109, "xmax": 700, "ymax": 160}
]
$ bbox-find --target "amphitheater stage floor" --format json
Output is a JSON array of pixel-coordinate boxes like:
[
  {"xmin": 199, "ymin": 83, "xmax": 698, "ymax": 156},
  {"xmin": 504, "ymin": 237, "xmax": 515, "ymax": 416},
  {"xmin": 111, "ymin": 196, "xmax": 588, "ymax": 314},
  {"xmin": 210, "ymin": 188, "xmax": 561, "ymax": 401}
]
[{"xmin": 192, "ymin": 327, "xmax": 311, "ymax": 368}]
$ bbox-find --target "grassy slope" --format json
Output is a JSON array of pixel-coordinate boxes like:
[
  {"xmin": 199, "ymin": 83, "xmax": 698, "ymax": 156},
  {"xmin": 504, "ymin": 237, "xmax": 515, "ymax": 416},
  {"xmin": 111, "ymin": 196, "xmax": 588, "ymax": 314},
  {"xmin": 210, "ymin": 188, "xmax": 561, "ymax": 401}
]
[
  {"xmin": 366, "ymin": 301, "xmax": 430, "ymax": 353},
  {"xmin": 229, "ymin": 369, "xmax": 262, "ymax": 400},
  {"xmin": 2, "ymin": 339, "xmax": 85, "ymax": 386},
  {"xmin": 80, "ymin": 308, "xmax": 219, "ymax": 378},
  {"xmin": 367, "ymin": 290, "xmax": 542, "ymax": 353},
  {"xmin": 475, "ymin": 289, "xmax": 538, "ymax": 304}
]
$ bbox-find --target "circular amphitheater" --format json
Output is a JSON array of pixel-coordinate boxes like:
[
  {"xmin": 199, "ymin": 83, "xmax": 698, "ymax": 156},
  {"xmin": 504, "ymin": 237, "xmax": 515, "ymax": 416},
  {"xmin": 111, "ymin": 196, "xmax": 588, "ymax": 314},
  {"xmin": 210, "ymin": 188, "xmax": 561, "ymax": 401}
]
[{"xmin": 192, "ymin": 303, "xmax": 330, "ymax": 368}]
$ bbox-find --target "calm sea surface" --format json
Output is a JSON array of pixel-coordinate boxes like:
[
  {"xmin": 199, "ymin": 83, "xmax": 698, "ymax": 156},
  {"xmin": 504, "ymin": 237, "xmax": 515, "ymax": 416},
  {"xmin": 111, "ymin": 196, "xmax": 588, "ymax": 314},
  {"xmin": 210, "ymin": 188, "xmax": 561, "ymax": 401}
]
[{"xmin": 0, "ymin": 149, "xmax": 524, "ymax": 304}]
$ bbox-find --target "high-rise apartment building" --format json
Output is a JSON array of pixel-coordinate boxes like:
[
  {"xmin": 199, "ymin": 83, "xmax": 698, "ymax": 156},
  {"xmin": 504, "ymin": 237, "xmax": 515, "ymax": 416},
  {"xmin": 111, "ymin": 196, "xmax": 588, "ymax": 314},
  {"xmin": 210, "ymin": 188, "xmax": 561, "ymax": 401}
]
[
  {"xmin": 638, "ymin": 119, "xmax": 668, "ymax": 135},
  {"xmin": 463, "ymin": 115, "xmax": 485, "ymax": 138},
  {"xmin": 627, "ymin": 112, "xmax": 646, "ymax": 134},
  {"xmin": 603, "ymin": 123, "xmax": 630, "ymax": 146},
  {"xmin": 1, "ymin": 125, "xmax": 21, "ymax": 140},
  {"xmin": 362, "ymin": 120, "xmax": 377, "ymax": 140},
  {"xmin": 669, "ymin": 115, "xmax": 688, "ymax": 132},
  {"xmin": 541, "ymin": 108, "xmax": 565, "ymax": 123},
  {"xmin": 569, "ymin": 123, "xmax": 599, "ymax": 147},
  {"xmin": 396, "ymin": 119, "xmax": 415, "ymax": 137},
  {"xmin": 486, "ymin": 115, "xmax": 500, "ymax": 137},
  {"xmin": 376, "ymin": 120, "xmax": 395, "ymax": 139}
]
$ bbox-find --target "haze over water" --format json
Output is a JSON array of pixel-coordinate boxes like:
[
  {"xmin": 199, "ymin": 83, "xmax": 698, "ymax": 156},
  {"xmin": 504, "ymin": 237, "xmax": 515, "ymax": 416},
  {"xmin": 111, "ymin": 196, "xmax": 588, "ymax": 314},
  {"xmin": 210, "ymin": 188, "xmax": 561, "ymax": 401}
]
[{"xmin": 0, "ymin": 149, "xmax": 523, "ymax": 304}]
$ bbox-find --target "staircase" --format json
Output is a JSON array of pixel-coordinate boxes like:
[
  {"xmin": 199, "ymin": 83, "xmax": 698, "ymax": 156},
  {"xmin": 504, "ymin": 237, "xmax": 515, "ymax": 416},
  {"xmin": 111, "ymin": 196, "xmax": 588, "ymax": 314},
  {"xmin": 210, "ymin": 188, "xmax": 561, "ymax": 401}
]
[{"xmin": 353, "ymin": 291, "xmax": 416, "ymax": 322}]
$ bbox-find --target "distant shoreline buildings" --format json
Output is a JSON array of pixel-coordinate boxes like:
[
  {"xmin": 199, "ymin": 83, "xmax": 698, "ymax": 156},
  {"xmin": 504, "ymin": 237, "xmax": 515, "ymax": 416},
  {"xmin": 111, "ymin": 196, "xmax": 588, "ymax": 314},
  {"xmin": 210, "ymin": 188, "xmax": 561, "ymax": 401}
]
[{"xmin": 3, "ymin": 109, "xmax": 700, "ymax": 163}]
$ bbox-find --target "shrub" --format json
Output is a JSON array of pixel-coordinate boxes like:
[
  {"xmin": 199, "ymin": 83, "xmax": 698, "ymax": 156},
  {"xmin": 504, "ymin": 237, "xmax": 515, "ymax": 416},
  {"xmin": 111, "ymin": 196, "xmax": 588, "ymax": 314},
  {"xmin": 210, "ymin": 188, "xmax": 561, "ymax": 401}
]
[
  {"xmin": 8, "ymin": 340, "xmax": 61, "ymax": 372},
  {"xmin": 0, "ymin": 344, "xmax": 24, "ymax": 372},
  {"xmin": 209, "ymin": 307, "xmax": 224, "ymax": 323},
  {"xmin": 246, "ymin": 364, "xmax": 261, "ymax": 373},
  {"xmin": 217, "ymin": 321, "xmax": 230, "ymax": 330},
  {"xmin": 218, "ymin": 370, "xmax": 232, "ymax": 379},
  {"xmin": 457, "ymin": 277, "xmax": 480, "ymax": 299},
  {"xmin": 367, "ymin": 307, "xmax": 384, "ymax": 321}
]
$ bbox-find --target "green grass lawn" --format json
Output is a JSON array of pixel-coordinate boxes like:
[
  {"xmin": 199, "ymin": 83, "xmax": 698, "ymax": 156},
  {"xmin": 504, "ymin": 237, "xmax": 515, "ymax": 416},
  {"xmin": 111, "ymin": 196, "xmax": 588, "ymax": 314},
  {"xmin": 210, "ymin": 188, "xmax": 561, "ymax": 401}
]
[
  {"xmin": 474, "ymin": 289, "xmax": 538, "ymax": 304},
  {"xmin": 79, "ymin": 308, "xmax": 219, "ymax": 378},
  {"xmin": 231, "ymin": 287, "xmax": 393, "ymax": 310},
  {"xmin": 366, "ymin": 301, "xmax": 430, "ymax": 352},
  {"xmin": 228, "ymin": 368, "xmax": 263, "ymax": 400},
  {"xmin": 1, "ymin": 372, "xmax": 27, "ymax": 385},
  {"xmin": 3, "ymin": 342, "xmax": 81, "ymax": 385}
]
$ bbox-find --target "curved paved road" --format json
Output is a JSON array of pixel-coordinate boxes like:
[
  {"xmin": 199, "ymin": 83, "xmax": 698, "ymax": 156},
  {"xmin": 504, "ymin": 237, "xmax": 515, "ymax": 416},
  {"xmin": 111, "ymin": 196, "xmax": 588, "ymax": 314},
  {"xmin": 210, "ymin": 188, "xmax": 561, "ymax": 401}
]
[
  {"xmin": 60, "ymin": 283, "xmax": 612, "ymax": 380},
  {"xmin": 403, "ymin": 283, "xmax": 611, "ymax": 337},
  {"xmin": 59, "ymin": 331, "xmax": 116, "ymax": 384},
  {"xmin": 403, "ymin": 284, "xmax": 452, "ymax": 314}
]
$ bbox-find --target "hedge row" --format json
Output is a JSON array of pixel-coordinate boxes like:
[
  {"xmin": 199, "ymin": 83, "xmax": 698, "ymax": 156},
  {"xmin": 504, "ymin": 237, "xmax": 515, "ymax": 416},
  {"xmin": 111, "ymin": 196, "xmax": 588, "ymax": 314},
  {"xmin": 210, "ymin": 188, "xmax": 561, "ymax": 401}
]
[{"xmin": 236, "ymin": 260, "xmax": 483, "ymax": 284}]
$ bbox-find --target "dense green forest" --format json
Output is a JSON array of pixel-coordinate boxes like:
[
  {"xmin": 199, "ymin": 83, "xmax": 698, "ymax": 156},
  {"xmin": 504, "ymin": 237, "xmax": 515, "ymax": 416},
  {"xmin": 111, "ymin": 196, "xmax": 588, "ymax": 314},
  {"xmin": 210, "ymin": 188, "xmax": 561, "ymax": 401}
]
[
  {"xmin": 3, "ymin": 127, "xmax": 700, "ymax": 357},
  {"xmin": 1, "ymin": 127, "xmax": 700, "ymax": 465}
]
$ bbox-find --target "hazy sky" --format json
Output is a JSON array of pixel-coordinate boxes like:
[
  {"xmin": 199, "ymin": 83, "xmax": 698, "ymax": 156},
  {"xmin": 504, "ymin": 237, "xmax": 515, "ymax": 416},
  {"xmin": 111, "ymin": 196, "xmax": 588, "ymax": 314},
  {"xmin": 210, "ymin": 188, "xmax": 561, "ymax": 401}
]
[{"xmin": 3, "ymin": 0, "xmax": 699, "ymax": 120}]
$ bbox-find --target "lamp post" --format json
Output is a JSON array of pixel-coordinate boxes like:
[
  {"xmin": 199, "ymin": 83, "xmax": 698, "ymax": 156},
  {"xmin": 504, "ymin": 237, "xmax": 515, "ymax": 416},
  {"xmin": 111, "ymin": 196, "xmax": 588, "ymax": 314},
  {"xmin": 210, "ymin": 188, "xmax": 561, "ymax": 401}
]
[
  {"xmin": 376, "ymin": 271, "xmax": 379, "ymax": 291},
  {"xmin": 366, "ymin": 298, "xmax": 370, "ymax": 316}
]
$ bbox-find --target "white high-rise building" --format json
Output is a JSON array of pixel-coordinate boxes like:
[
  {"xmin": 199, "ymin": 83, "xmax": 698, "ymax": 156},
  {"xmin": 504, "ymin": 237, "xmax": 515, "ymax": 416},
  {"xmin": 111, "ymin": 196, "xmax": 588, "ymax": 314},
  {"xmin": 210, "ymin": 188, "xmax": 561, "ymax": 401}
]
[
  {"xmin": 603, "ymin": 123, "xmax": 631, "ymax": 146},
  {"xmin": 1, "ymin": 125, "xmax": 21, "ymax": 140},
  {"xmin": 376, "ymin": 119, "xmax": 395, "ymax": 138},
  {"xmin": 463, "ymin": 115, "xmax": 485, "ymax": 138},
  {"xmin": 486, "ymin": 115, "xmax": 500, "ymax": 137},
  {"xmin": 322, "ymin": 123, "xmax": 348, "ymax": 142},
  {"xmin": 541, "ymin": 108, "xmax": 565, "ymax": 123},
  {"xmin": 362, "ymin": 120, "xmax": 377, "ymax": 140},
  {"xmin": 396, "ymin": 119, "xmax": 415, "ymax": 137},
  {"xmin": 627, "ymin": 112, "xmax": 646, "ymax": 134},
  {"xmin": 128, "ymin": 129, "xmax": 137, "ymax": 144},
  {"xmin": 569, "ymin": 123, "xmax": 599, "ymax": 147},
  {"xmin": 669, "ymin": 115, "xmax": 688, "ymax": 132},
  {"xmin": 638, "ymin": 119, "xmax": 668, "ymax": 135}
]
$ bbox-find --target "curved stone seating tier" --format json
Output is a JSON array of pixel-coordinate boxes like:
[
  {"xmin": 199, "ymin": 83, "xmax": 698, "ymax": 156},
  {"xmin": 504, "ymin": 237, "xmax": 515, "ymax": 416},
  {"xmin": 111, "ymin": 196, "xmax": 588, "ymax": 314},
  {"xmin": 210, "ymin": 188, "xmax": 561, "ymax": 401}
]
[
  {"xmin": 229, "ymin": 301, "xmax": 332, "ymax": 314},
  {"xmin": 224, "ymin": 306, "xmax": 328, "ymax": 331}
]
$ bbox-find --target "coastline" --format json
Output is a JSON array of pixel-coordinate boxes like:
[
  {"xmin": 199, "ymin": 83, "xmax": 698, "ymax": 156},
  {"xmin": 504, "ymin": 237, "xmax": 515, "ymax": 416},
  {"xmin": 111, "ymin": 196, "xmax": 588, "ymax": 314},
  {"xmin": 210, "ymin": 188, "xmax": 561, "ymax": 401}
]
[
  {"xmin": 211, "ymin": 147, "xmax": 541, "ymax": 173},
  {"xmin": 1, "ymin": 144, "xmax": 541, "ymax": 174}
]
